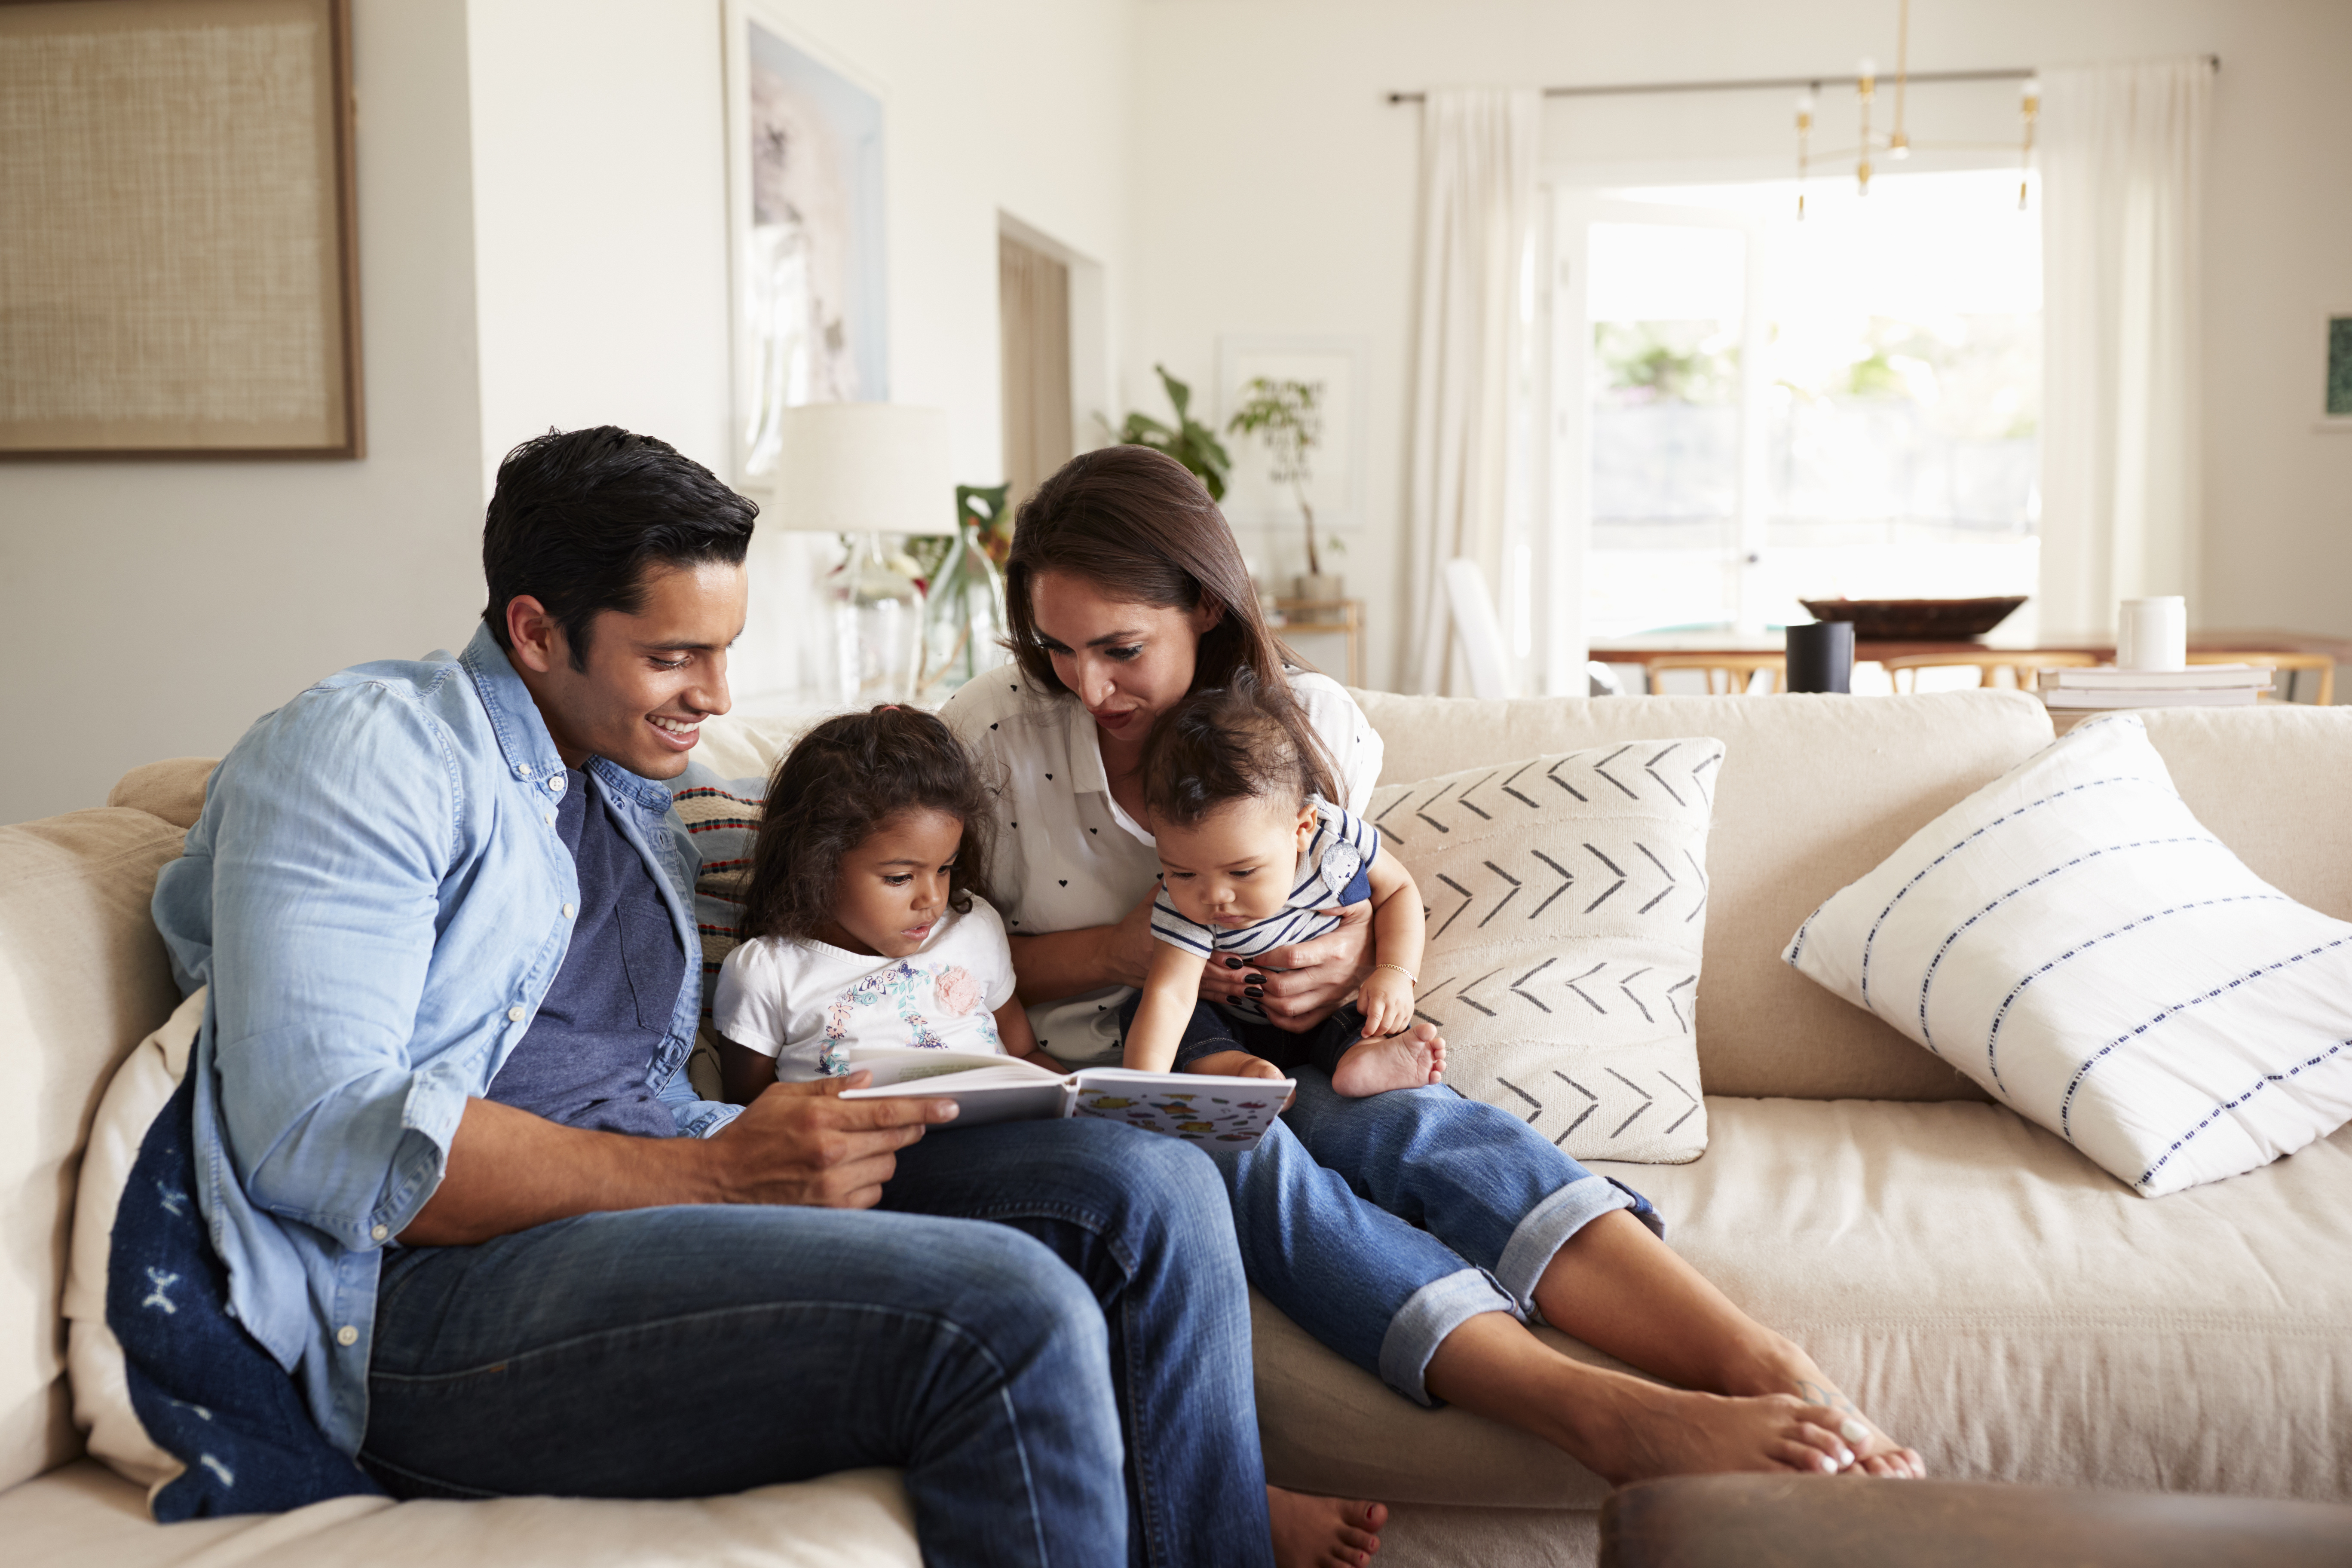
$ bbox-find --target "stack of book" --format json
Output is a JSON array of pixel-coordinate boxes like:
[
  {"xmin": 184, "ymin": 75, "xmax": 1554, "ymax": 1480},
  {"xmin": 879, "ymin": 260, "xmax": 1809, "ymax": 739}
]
[{"xmin": 2038, "ymin": 664, "xmax": 2274, "ymax": 710}]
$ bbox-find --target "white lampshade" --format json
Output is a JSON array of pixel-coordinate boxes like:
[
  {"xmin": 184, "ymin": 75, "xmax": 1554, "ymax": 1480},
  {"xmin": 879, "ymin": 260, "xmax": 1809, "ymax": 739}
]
[{"xmin": 765, "ymin": 403, "xmax": 955, "ymax": 536}]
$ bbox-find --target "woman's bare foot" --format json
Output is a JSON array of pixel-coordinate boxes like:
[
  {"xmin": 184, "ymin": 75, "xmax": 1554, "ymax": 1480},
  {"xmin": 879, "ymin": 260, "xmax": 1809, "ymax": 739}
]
[
  {"xmin": 1267, "ymin": 1486, "xmax": 1385, "ymax": 1568},
  {"xmin": 1580, "ymin": 1378, "xmax": 1859, "ymax": 1485},
  {"xmin": 1727, "ymin": 1345, "xmax": 1925, "ymax": 1478},
  {"xmin": 1330, "ymin": 1023, "xmax": 1446, "ymax": 1097}
]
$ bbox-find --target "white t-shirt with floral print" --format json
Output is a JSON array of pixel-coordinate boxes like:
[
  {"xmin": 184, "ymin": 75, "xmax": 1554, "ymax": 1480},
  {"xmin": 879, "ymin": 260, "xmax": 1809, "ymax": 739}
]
[
  {"xmin": 940, "ymin": 665, "xmax": 1383, "ymax": 1067},
  {"xmin": 714, "ymin": 897, "xmax": 1020, "ymax": 1080}
]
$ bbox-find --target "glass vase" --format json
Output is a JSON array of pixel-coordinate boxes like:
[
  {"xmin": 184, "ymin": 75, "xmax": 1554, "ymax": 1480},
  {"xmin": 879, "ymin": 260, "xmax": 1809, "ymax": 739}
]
[{"xmin": 916, "ymin": 518, "xmax": 1008, "ymax": 699}]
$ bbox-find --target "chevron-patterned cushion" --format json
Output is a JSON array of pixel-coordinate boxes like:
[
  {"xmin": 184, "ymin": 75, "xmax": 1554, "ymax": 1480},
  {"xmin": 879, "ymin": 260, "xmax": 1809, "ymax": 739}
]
[{"xmin": 1369, "ymin": 738, "xmax": 1724, "ymax": 1162}]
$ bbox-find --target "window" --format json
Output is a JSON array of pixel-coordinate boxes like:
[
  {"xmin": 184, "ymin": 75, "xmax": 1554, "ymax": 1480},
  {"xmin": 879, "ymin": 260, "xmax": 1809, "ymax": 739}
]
[{"xmin": 1559, "ymin": 169, "xmax": 2043, "ymax": 647}]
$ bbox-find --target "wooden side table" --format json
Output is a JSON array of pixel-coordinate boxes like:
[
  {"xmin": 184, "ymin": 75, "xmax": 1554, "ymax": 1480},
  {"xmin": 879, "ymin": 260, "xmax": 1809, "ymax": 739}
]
[{"xmin": 1273, "ymin": 597, "xmax": 1365, "ymax": 687}]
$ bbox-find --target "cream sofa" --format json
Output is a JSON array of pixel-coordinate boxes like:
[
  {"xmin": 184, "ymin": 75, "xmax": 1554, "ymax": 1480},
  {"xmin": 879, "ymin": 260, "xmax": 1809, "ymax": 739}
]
[{"xmin": 6, "ymin": 690, "xmax": 2350, "ymax": 1567}]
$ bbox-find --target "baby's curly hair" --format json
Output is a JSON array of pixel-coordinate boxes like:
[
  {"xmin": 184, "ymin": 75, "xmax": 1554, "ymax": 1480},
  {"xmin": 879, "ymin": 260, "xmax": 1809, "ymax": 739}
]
[
  {"xmin": 740, "ymin": 706, "xmax": 996, "ymax": 943},
  {"xmin": 1139, "ymin": 669, "xmax": 1339, "ymax": 830}
]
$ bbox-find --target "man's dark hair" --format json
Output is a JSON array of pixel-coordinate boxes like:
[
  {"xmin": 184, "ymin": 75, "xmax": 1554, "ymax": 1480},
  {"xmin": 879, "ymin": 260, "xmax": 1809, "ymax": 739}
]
[
  {"xmin": 482, "ymin": 426, "xmax": 758, "ymax": 668},
  {"xmin": 740, "ymin": 707, "xmax": 997, "ymax": 943}
]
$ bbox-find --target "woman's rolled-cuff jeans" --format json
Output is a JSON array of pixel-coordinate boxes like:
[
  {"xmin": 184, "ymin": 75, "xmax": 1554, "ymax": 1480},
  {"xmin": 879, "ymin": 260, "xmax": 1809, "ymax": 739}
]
[{"xmin": 1118, "ymin": 993, "xmax": 1661, "ymax": 1405}]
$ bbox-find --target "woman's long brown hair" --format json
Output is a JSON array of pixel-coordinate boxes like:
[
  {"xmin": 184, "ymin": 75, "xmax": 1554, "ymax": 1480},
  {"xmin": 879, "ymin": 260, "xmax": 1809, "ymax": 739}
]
[
  {"xmin": 1005, "ymin": 444, "xmax": 1308, "ymax": 696},
  {"xmin": 1004, "ymin": 443, "xmax": 1339, "ymax": 805}
]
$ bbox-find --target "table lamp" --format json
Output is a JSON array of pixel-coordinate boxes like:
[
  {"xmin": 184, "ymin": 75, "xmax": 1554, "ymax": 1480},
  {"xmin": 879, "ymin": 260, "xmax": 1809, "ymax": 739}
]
[{"xmin": 766, "ymin": 403, "xmax": 953, "ymax": 706}]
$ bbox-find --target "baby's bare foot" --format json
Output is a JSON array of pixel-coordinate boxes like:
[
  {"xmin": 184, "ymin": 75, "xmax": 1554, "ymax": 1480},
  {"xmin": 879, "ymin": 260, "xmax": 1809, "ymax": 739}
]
[
  {"xmin": 1268, "ymin": 1486, "xmax": 1385, "ymax": 1568},
  {"xmin": 1331, "ymin": 1023, "xmax": 1444, "ymax": 1096},
  {"xmin": 1587, "ymin": 1382, "xmax": 1856, "ymax": 1485}
]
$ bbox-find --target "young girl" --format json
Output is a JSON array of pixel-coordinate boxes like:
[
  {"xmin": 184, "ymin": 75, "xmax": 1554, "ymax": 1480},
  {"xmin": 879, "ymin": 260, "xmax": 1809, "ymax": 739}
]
[
  {"xmin": 1121, "ymin": 674, "xmax": 1449, "ymax": 1097},
  {"xmin": 712, "ymin": 705, "xmax": 1057, "ymax": 1100}
]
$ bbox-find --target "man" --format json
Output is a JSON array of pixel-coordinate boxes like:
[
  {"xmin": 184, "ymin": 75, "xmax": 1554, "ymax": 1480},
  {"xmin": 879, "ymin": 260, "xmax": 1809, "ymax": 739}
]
[{"xmin": 153, "ymin": 427, "xmax": 1377, "ymax": 1566}]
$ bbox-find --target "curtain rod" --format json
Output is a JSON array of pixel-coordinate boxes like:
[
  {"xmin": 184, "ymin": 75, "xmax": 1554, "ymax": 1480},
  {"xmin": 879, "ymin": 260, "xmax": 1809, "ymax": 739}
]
[{"xmin": 1383, "ymin": 56, "xmax": 2218, "ymax": 105}]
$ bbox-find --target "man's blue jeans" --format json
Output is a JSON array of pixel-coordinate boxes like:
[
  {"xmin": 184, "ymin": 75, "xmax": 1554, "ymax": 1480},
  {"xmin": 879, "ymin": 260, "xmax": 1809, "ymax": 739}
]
[{"xmin": 359, "ymin": 1118, "xmax": 1268, "ymax": 1568}]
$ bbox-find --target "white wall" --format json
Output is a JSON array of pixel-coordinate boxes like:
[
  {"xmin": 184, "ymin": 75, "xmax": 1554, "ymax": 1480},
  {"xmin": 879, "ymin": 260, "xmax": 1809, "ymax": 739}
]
[
  {"xmin": 0, "ymin": 0, "xmax": 486, "ymax": 826},
  {"xmin": 0, "ymin": 0, "xmax": 1139, "ymax": 822},
  {"xmin": 466, "ymin": 1, "xmax": 737, "ymax": 488},
  {"xmin": 1128, "ymin": 0, "xmax": 2352, "ymax": 690}
]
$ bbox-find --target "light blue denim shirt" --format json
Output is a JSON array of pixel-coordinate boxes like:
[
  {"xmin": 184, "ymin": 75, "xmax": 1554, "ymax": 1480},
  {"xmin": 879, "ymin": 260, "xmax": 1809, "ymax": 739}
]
[{"xmin": 151, "ymin": 626, "xmax": 740, "ymax": 1457}]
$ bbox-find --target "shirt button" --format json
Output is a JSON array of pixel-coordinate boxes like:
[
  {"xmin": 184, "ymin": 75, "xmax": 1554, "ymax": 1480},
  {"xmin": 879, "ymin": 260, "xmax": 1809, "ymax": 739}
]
[
  {"xmin": 371, "ymin": 1224, "xmax": 389, "ymax": 1242},
  {"xmin": 518, "ymin": 763, "xmax": 534, "ymax": 779},
  {"xmin": 507, "ymin": 1005, "xmax": 526, "ymax": 1022},
  {"xmin": 337, "ymin": 1325, "xmax": 359, "ymax": 1347},
  {"xmin": 549, "ymin": 774, "xmax": 566, "ymax": 794},
  {"xmin": 563, "ymin": 903, "xmax": 576, "ymax": 919},
  {"xmin": 544, "ymin": 810, "xmax": 556, "ymax": 826}
]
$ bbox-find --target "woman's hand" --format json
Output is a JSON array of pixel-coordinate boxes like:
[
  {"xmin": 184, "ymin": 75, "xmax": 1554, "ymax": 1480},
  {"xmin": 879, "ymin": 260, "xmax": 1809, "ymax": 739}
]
[{"xmin": 1221, "ymin": 900, "xmax": 1377, "ymax": 1031}]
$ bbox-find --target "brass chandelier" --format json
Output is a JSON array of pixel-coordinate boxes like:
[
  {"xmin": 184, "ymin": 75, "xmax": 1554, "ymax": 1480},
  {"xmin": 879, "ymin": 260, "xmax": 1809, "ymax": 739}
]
[{"xmin": 1792, "ymin": 0, "xmax": 2039, "ymax": 216}]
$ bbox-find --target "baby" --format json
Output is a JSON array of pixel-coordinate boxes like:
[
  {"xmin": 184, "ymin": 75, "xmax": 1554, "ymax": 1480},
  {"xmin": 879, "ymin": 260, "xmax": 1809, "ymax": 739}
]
[{"xmin": 1121, "ymin": 674, "xmax": 1446, "ymax": 1096}]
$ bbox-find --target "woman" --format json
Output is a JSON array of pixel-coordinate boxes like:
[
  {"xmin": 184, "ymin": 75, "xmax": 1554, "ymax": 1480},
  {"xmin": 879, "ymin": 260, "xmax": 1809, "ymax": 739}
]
[{"xmin": 942, "ymin": 446, "xmax": 1923, "ymax": 1494}]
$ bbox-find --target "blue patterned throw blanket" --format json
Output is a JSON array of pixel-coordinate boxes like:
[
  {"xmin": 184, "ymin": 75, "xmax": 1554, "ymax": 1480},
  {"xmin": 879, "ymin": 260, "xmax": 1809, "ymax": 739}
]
[{"xmin": 110, "ymin": 1074, "xmax": 385, "ymax": 1519}]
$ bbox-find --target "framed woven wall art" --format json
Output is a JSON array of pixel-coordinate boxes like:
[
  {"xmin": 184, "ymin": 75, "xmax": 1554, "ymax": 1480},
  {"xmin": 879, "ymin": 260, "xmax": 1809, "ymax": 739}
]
[{"xmin": 0, "ymin": 0, "xmax": 361, "ymax": 458}]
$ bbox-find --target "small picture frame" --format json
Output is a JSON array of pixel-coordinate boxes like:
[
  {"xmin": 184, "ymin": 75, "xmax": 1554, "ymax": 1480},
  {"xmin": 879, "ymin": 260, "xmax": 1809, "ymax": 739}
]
[{"xmin": 2321, "ymin": 312, "xmax": 2352, "ymax": 434}]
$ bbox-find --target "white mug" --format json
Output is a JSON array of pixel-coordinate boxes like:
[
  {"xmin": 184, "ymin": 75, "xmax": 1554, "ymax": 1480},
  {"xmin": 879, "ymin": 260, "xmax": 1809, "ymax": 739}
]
[{"xmin": 2118, "ymin": 597, "xmax": 2187, "ymax": 671}]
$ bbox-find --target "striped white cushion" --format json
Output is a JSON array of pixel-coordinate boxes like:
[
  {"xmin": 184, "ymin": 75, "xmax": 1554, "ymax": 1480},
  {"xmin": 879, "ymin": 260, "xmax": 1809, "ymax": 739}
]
[{"xmin": 1784, "ymin": 713, "xmax": 2352, "ymax": 1196}]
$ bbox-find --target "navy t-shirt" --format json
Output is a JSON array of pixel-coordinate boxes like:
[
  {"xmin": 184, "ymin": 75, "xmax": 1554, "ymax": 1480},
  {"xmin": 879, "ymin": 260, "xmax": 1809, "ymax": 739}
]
[{"xmin": 486, "ymin": 769, "xmax": 685, "ymax": 1138}]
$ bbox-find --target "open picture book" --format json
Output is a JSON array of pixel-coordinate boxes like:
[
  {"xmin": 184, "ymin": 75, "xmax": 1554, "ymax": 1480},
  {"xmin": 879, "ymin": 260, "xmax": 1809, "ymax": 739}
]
[{"xmin": 836, "ymin": 1048, "xmax": 1293, "ymax": 1151}]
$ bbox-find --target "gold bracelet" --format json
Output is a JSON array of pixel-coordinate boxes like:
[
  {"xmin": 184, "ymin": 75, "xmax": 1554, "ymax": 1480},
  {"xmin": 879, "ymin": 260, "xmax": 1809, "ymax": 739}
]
[{"xmin": 1370, "ymin": 962, "xmax": 1418, "ymax": 986}]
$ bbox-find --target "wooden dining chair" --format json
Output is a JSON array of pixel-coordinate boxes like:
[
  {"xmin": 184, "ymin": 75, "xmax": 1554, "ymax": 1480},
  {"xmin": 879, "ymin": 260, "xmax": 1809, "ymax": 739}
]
[
  {"xmin": 1883, "ymin": 650, "xmax": 2101, "ymax": 693},
  {"xmin": 2187, "ymin": 652, "xmax": 2336, "ymax": 706},
  {"xmin": 1644, "ymin": 652, "xmax": 1787, "ymax": 695}
]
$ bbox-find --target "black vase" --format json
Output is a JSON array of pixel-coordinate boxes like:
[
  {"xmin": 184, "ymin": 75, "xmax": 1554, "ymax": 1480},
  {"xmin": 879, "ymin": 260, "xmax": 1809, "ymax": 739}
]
[{"xmin": 1786, "ymin": 621, "xmax": 1855, "ymax": 694}]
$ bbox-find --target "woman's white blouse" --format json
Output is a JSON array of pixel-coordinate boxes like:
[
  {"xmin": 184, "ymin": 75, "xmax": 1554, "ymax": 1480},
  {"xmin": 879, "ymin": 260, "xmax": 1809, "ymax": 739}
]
[{"xmin": 940, "ymin": 665, "xmax": 1384, "ymax": 1066}]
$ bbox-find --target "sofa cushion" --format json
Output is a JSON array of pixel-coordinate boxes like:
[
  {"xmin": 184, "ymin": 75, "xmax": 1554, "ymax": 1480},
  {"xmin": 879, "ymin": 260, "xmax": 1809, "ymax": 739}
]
[
  {"xmin": 1252, "ymin": 1095, "xmax": 2352, "ymax": 1506},
  {"xmin": 0, "ymin": 810, "xmax": 188, "ymax": 1493},
  {"xmin": 0, "ymin": 1457, "xmax": 918, "ymax": 1567},
  {"xmin": 104, "ymin": 761, "xmax": 213, "ymax": 833},
  {"xmin": 1372, "ymin": 741, "xmax": 1723, "ymax": 1162},
  {"xmin": 1353, "ymin": 691, "xmax": 2053, "ymax": 1101},
  {"xmin": 1784, "ymin": 713, "xmax": 2352, "ymax": 1195}
]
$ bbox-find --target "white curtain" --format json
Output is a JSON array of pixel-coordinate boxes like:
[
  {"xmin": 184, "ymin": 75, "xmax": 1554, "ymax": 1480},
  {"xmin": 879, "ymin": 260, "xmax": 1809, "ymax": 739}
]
[
  {"xmin": 2038, "ymin": 58, "xmax": 2211, "ymax": 639},
  {"xmin": 1404, "ymin": 88, "xmax": 1540, "ymax": 695}
]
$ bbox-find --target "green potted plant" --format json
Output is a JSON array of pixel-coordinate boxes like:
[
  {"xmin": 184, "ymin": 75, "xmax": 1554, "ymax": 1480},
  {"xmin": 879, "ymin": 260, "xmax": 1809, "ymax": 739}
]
[
  {"xmin": 1114, "ymin": 365, "xmax": 1233, "ymax": 500},
  {"xmin": 1226, "ymin": 375, "xmax": 1342, "ymax": 600}
]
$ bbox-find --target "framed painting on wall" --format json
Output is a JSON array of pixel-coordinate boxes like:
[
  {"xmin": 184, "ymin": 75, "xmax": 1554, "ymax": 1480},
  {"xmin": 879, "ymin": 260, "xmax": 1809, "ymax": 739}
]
[
  {"xmin": 725, "ymin": 3, "xmax": 889, "ymax": 487},
  {"xmin": 0, "ymin": 0, "xmax": 361, "ymax": 458}
]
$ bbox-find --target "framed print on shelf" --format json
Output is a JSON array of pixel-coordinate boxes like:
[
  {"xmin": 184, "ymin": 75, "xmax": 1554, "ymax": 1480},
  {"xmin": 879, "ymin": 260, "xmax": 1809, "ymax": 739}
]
[
  {"xmin": 1216, "ymin": 333, "xmax": 1370, "ymax": 543},
  {"xmin": 723, "ymin": 2, "xmax": 890, "ymax": 490},
  {"xmin": 0, "ymin": 0, "xmax": 361, "ymax": 459}
]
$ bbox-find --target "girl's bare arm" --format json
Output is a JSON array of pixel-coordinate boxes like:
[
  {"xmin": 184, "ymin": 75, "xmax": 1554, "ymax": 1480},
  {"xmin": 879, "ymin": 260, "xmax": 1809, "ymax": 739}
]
[{"xmin": 992, "ymin": 994, "xmax": 1063, "ymax": 1070}]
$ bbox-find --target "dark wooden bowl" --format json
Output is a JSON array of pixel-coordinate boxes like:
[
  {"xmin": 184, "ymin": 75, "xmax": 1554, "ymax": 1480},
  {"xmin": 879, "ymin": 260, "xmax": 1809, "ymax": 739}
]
[{"xmin": 1796, "ymin": 595, "xmax": 2028, "ymax": 641}]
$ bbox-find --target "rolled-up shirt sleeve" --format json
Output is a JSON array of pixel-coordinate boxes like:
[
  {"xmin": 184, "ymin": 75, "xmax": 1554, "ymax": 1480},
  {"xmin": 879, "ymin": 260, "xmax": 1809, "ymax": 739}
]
[{"xmin": 201, "ymin": 685, "xmax": 468, "ymax": 1250}]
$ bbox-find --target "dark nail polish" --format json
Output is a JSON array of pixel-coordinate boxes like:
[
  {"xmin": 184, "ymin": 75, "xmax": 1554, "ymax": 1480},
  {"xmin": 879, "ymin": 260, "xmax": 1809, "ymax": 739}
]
[
  {"xmin": 1246, "ymin": 986, "xmax": 1265, "ymax": 998},
  {"xmin": 1244, "ymin": 973, "xmax": 1265, "ymax": 985},
  {"xmin": 1225, "ymin": 957, "xmax": 1245, "ymax": 969}
]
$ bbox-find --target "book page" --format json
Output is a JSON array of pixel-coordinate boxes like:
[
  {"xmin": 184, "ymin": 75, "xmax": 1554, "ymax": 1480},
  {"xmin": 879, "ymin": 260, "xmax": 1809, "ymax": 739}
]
[
  {"xmin": 838, "ymin": 1047, "xmax": 1062, "ymax": 1086},
  {"xmin": 836, "ymin": 1049, "xmax": 1072, "ymax": 1130},
  {"xmin": 1068, "ymin": 1068, "xmax": 1294, "ymax": 1152}
]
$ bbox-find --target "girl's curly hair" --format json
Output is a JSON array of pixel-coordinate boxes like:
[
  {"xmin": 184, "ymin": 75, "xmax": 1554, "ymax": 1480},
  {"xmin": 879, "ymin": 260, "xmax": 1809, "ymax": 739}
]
[
  {"xmin": 1138, "ymin": 668, "xmax": 1339, "ymax": 830},
  {"xmin": 740, "ymin": 706, "xmax": 996, "ymax": 943}
]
